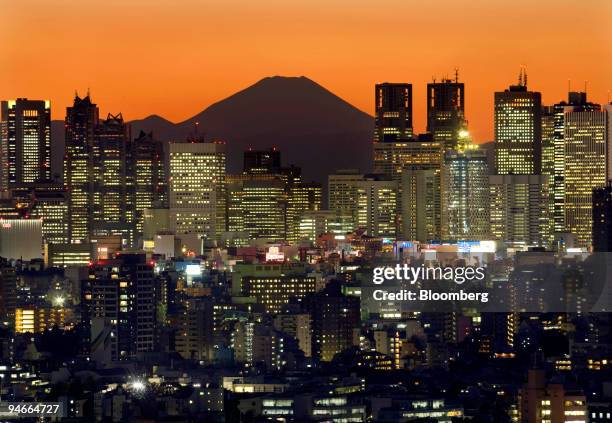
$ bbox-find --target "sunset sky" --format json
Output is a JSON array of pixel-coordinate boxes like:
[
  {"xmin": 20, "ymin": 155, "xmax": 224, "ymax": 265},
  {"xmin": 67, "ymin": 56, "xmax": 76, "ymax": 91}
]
[{"xmin": 1, "ymin": 0, "xmax": 610, "ymax": 142}]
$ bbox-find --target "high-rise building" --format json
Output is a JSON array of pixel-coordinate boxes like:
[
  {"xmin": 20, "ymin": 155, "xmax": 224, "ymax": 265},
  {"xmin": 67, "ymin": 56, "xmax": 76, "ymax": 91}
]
[
  {"xmin": 64, "ymin": 94, "xmax": 99, "ymax": 244},
  {"xmin": 0, "ymin": 99, "xmax": 51, "ymax": 192},
  {"xmin": 273, "ymin": 313, "xmax": 312, "ymax": 357},
  {"xmin": 427, "ymin": 77, "xmax": 465, "ymax": 152},
  {"xmin": 133, "ymin": 131, "xmax": 167, "ymax": 237},
  {"xmin": 242, "ymin": 274, "xmax": 317, "ymax": 314},
  {"xmin": 373, "ymin": 134, "xmax": 441, "ymax": 180},
  {"xmin": 592, "ymin": 182, "xmax": 612, "ymax": 252},
  {"xmin": 545, "ymin": 93, "xmax": 601, "ymax": 234},
  {"xmin": 374, "ymin": 83, "xmax": 413, "ymax": 142},
  {"xmin": 227, "ymin": 175, "xmax": 287, "ymax": 241},
  {"xmin": 81, "ymin": 253, "xmax": 156, "ymax": 361},
  {"xmin": 401, "ymin": 168, "xmax": 441, "ymax": 241},
  {"xmin": 489, "ymin": 174, "xmax": 551, "ymax": 248},
  {"xmin": 91, "ymin": 113, "xmax": 136, "ymax": 246},
  {"xmin": 563, "ymin": 106, "xmax": 606, "ymax": 247},
  {"xmin": 441, "ymin": 147, "xmax": 489, "ymax": 241},
  {"xmin": 12, "ymin": 185, "xmax": 69, "ymax": 245},
  {"xmin": 494, "ymin": 72, "xmax": 542, "ymax": 175},
  {"xmin": 168, "ymin": 140, "xmax": 226, "ymax": 242},
  {"xmin": 175, "ymin": 297, "xmax": 215, "ymax": 361},
  {"xmin": 286, "ymin": 182, "xmax": 322, "ymax": 242},
  {"xmin": 328, "ymin": 171, "xmax": 398, "ymax": 238},
  {"xmin": 304, "ymin": 281, "xmax": 360, "ymax": 362}
]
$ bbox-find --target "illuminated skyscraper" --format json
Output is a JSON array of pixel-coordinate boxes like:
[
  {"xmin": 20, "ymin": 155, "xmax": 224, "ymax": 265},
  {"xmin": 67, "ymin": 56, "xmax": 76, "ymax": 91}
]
[
  {"xmin": 169, "ymin": 140, "xmax": 226, "ymax": 242},
  {"xmin": 373, "ymin": 134, "xmax": 441, "ymax": 180},
  {"xmin": 401, "ymin": 168, "xmax": 441, "ymax": 241},
  {"xmin": 64, "ymin": 94, "xmax": 99, "ymax": 244},
  {"xmin": 91, "ymin": 113, "xmax": 136, "ymax": 246},
  {"xmin": 489, "ymin": 174, "xmax": 551, "ymax": 247},
  {"xmin": 328, "ymin": 171, "xmax": 398, "ymax": 238},
  {"xmin": 427, "ymin": 76, "xmax": 465, "ymax": 152},
  {"xmin": 441, "ymin": 147, "xmax": 489, "ymax": 241},
  {"xmin": 563, "ymin": 106, "xmax": 606, "ymax": 247},
  {"xmin": 494, "ymin": 72, "xmax": 542, "ymax": 175},
  {"xmin": 544, "ymin": 93, "xmax": 600, "ymax": 234},
  {"xmin": 133, "ymin": 131, "xmax": 167, "ymax": 237},
  {"xmin": 286, "ymin": 182, "xmax": 322, "ymax": 242},
  {"xmin": 374, "ymin": 83, "xmax": 413, "ymax": 142},
  {"xmin": 227, "ymin": 175, "xmax": 287, "ymax": 240},
  {"xmin": 0, "ymin": 99, "xmax": 51, "ymax": 192}
]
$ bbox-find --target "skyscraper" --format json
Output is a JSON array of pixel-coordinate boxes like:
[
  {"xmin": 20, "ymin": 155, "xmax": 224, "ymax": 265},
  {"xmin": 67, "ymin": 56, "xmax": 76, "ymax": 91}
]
[
  {"xmin": 546, "ymin": 93, "xmax": 600, "ymax": 234},
  {"xmin": 441, "ymin": 147, "xmax": 489, "ymax": 241},
  {"xmin": 328, "ymin": 171, "xmax": 398, "ymax": 238},
  {"xmin": 374, "ymin": 83, "xmax": 413, "ymax": 142},
  {"xmin": 401, "ymin": 168, "xmax": 441, "ymax": 241},
  {"xmin": 133, "ymin": 131, "xmax": 167, "ymax": 237},
  {"xmin": 427, "ymin": 76, "xmax": 465, "ymax": 152},
  {"xmin": 168, "ymin": 140, "xmax": 226, "ymax": 242},
  {"xmin": 64, "ymin": 94, "xmax": 99, "ymax": 244},
  {"xmin": 564, "ymin": 105, "xmax": 607, "ymax": 247},
  {"xmin": 91, "ymin": 113, "xmax": 136, "ymax": 246},
  {"xmin": 0, "ymin": 99, "xmax": 51, "ymax": 191},
  {"xmin": 243, "ymin": 148, "xmax": 281, "ymax": 174},
  {"xmin": 494, "ymin": 72, "xmax": 542, "ymax": 175},
  {"xmin": 373, "ymin": 134, "xmax": 441, "ymax": 180},
  {"xmin": 489, "ymin": 174, "xmax": 551, "ymax": 247}
]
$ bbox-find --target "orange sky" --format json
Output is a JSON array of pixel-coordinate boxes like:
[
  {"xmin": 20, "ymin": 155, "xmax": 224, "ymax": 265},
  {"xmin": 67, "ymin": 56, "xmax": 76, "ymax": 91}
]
[{"xmin": 1, "ymin": 0, "xmax": 611, "ymax": 142}]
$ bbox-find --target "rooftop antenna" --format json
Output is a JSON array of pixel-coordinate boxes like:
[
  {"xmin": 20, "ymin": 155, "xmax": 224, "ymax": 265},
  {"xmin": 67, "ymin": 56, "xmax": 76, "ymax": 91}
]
[
  {"xmin": 454, "ymin": 67, "xmax": 459, "ymax": 83},
  {"xmin": 86, "ymin": 87, "xmax": 90, "ymax": 97},
  {"xmin": 518, "ymin": 68, "xmax": 523, "ymax": 86},
  {"xmin": 523, "ymin": 67, "xmax": 527, "ymax": 88}
]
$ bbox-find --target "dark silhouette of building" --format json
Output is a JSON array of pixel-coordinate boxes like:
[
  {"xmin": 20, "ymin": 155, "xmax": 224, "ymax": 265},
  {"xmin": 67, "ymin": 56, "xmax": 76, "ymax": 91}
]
[
  {"xmin": 303, "ymin": 280, "xmax": 360, "ymax": 362},
  {"xmin": 593, "ymin": 182, "xmax": 612, "ymax": 252},
  {"xmin": 243, "ymin": 148, "xmax": 281, "ymax": 174},
  {"xmin": 374, "ymin": 83, "xmax": 413, "ymax": 142},
  {"xmin": 427, "ymin": 76, "xmax": 465, "ymax": 152}
]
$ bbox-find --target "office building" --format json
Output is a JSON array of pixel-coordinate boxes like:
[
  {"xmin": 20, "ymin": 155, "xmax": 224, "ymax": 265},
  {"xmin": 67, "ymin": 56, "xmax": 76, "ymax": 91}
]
[
  {"xmin": 91, "ymin": 113, "xmax": 136, "ymax": 246},
  {"xmin": 563, "ymin": 106, "xmax": 606, "ymax": 247},
  {"xmin": 286, "ymin": 182, "xmax": 322, "ymax": 242},
  {"xmin": 0, "ymin": 99, "xmax": 51, "ymax": 192},
  {"xmin": 328, "ymin": 171, "xmax": 398, "ymax": 238},
  {"xmin": 133, "ymin": 131, "xmax": 167, "ymax": 236},
  {"xmin": 242, "ymin": 274, "xmax": 317, "ymax": 314},
  {"xmin": 175, "ymin": 297, "xmax": 214, "ymax": 361},
  {"xmin": 64, "ymin": 94, "xmax": 99, "ymax": 244},
  {"xmin": 168, "ymin": 140, "xmax": 226, "ymax": 242},
  {"xmin": 373, "ymin": 134, "xmax": 441, "ymax": 181},
  {"xmin": 489, "ymin": 174, "xmax": 551, "ymax": 248},
  {"xmin": 227, "ymin": 175, "xmax": 287, "ymax": 241},
  {"xmin": 427, "ymin": 76, "xmax": 466, "ymax": 152},
  {"xmin": 441, "ymin": 147, "xmax": 489, "ymax": 241},
  {"xmin": 374, "ymin": 83, "xmax": 413, "ymax": 142},
  {"xmin": 298, "ymin": 210, "xmax": 354, "ymax": 241},
  {"xmin": 494, "ymin": 72, "xmax": 542, "ymax": 175},
  {"xmin": 401, "ymin": 168, "xmax": 441, "ymax": 241},
  {"xmin": 273, "ymin": 313, "xmax": 312, "ymax": 357}
]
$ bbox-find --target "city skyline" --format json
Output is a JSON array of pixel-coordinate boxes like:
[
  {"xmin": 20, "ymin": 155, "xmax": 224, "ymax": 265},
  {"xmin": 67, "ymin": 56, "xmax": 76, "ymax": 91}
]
[{"xmin": 1, "ymin": 0, "xmax": 611, "ymax": 143}]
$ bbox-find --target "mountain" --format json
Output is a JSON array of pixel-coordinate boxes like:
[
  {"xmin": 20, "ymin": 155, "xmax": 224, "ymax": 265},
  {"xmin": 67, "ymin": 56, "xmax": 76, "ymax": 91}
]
[
  {"xmin": 130, "ymin": 76, "xmax": 374, "ymax": 183},
  {"xmin": 52, "ymin": 76, "xmax": 374, "ymax": 187}
]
